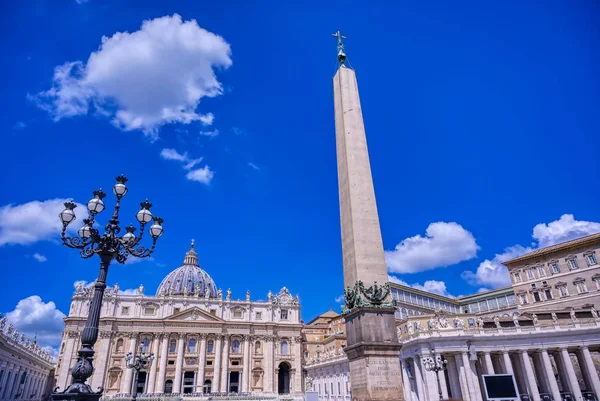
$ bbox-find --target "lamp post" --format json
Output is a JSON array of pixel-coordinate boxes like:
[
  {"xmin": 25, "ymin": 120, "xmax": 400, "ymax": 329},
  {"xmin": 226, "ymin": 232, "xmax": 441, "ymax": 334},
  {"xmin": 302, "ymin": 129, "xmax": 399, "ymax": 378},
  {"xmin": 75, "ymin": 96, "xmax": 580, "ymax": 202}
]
[
  {"xmin": 422, "ymin": 349, "xmax": 448, "ymax": 401},
  {"xmin": 126, "ymin": 345, "xmax": 155, "ymax": 401},
  {"xmin": 52, "ymin": 175, "xmax": 164, "ymax": 401}
]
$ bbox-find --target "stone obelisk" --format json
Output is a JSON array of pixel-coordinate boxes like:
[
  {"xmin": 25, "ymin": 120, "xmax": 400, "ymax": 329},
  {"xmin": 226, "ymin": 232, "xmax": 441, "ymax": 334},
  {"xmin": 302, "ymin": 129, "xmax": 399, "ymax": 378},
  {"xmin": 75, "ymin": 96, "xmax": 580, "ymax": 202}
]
[{"xmin": 332, "ymin": 31, "xmax": 404, "ymax": 401}]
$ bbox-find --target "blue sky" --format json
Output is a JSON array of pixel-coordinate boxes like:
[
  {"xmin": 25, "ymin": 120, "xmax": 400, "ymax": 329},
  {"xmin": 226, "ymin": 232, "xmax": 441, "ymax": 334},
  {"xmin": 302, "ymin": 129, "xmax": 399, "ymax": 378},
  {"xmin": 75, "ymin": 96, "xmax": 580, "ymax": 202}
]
[{"xmin": 1, "ymin": 1, "xmax": 599, "ymax": 353}]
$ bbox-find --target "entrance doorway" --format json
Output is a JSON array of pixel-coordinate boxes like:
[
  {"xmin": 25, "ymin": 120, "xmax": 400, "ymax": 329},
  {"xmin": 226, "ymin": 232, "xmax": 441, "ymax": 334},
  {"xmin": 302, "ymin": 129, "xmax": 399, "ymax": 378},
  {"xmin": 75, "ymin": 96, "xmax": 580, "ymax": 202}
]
[
  {"xmin": 278, "ymin": 362, "xmax": 290, "ymax": 394},
  {"xmin": 183, "ymin": 372, "xmax": 195, "ymax": 394},
  {"xmin": 135, "ymin": 371, "xmax": 147, "ymax": 395},
  {"xmin": 229, "ymin": 371, "xmax": 240, "ymax": 393}
]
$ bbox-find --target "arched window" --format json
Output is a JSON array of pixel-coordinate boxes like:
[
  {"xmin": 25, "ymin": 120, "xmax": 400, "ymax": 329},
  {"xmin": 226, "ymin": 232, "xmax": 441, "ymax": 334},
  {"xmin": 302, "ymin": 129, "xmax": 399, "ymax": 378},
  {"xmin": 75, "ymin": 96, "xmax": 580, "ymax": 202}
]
[
  {"xmin": 203, "ymin": 379, "xmax": 212, "ymax": 394},
  {"xmin": 116, "ymin": 338, "xmax": 124, "ymax": 353},
  {"xmin": 254, "ymin": 341, "xmax": 261, "ymax": 354},
  {"xmin": 281, "ymin": 341, "xmax": 289, "ymax": 355},
  {"xmin": 207, "ymin": 340, "xmax": 214, "ymax": 354},
  {"xmin": 188, "ymin": 338, "xmax": 197, "ymax": 352},
  {"xmin": 232, "ymin": 339, "xmax": 240, "ymax": 353},
  {"xmin": 165, "ymin": 380, "xmax": 173, "ymax": 394},
  {"xmin": 141, "ymin": 337, "xmax": 150, "ymax": 353},
  {"xmin": 169, "ymin": 339, "xmax": 177, "ymax": 353}
]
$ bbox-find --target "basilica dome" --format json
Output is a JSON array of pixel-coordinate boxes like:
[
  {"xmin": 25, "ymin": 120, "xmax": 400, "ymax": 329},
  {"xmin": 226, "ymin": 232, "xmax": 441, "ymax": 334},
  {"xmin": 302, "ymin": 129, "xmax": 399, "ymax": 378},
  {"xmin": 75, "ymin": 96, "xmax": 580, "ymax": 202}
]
[{"xmin": 156, "ymin": 240, "xmax": 217, "ymax": 297}]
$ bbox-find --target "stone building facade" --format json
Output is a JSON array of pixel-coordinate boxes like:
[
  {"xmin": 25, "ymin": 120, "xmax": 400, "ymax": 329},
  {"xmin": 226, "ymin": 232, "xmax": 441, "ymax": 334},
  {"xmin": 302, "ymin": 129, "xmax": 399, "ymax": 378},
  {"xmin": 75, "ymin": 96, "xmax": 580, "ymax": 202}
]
[
  {"xmin": 504, "ymin": 232, "xmax": 600, "ymax": 312},
  {"xmin": 0, "ymin": 315, "xmax": 55, "ymax": 401},
  {"xmin": 305, "ymin": 233, "xmax": 600, "ymax": 401},
  {"xmin": 55, "ymin": 242, "xmax": 303, "ymax": 399}
]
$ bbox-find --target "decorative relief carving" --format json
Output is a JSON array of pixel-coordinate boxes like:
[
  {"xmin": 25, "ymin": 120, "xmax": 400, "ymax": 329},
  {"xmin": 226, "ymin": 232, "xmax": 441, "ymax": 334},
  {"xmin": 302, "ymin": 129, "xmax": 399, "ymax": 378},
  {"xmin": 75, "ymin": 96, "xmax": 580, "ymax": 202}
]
[
  {"xmin": 342, "ymin": 280, "xmax": 393, "ymax": 314},
  {"xmin": 99, "ymin": 331, "xmax": 113, "ymax": 339}
]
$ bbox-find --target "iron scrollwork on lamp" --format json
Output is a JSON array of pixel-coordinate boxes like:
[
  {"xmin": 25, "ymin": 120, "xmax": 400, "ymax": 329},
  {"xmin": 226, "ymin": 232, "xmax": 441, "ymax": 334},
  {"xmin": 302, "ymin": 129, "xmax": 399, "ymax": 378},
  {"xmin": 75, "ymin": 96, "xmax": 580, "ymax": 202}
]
[
  {"xmin": 52, "ymin": 175, "xmax": 164, "ymax": 401},
  {"xmin": 422, "ymin": 349, "xmax": 448, "ymax": 401}
]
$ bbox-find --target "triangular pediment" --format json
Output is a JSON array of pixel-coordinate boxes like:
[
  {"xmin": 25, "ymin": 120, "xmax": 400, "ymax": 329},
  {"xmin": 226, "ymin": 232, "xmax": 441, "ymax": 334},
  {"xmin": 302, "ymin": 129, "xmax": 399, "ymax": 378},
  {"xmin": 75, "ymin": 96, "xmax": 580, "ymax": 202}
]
[{"xmin": 164, "ymin": 307, "xmax": 224, "ymax": 322}]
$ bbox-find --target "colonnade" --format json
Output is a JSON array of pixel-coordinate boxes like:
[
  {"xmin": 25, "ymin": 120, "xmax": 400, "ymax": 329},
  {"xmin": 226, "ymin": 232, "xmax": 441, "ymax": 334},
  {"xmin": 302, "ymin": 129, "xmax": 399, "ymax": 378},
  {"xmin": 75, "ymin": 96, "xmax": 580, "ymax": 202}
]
[
  {"xmin": 401, "ymin": 346, "xmax": 600, "ymax": 401},
  {"xmin": 87, "ymin": 332, "xmax": 302, "ymax": 396},
  {"xmin": 0, "ymin": 361, "xmax": 50, "ymax": 400}
]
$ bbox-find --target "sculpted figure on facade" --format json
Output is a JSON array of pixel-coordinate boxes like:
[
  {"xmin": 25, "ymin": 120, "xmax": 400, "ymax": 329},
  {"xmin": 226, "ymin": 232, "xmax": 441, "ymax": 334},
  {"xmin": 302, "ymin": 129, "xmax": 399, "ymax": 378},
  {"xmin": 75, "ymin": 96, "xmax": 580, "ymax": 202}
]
[
  {"xmin": 570, "ymin": 309, "xmax": 578, "ymax": 323},
  {"xmin": 217, "ymin": 288, "xmax": 223, "ymax": 299},
  {"xmin": 246, "ymin": 290, "xmax": 251, "ymax": 301},
  {"xmin": 477, "ymin": 317, "xmax": 484, "ymax": 328},
  {"xmin": 591, "ymin": 306, "xmax": 598, "ymax": 318},
  {"xmin": 194, "ymin": 283, "xmax": 201, "ymax": 296},
  {"xmin": 415, "ymin": 321, "xmax": 422, "ymax": 331},
  {"xmin": 513, "ymin": 315, "xmax": 520, "ymax": 327},
  {"xmin": 267, "ymin": 290, "xmax": 273, "ymax": 302},
  {"xmin": 114, "ymin": 282, "xmax": 120, "ymax": 295},
  {"xmin": 0, "ymin": 316, "xmax": 6, "ymax": 331},
  {"xmin": 532, "ymin": 314, "xmax": 539, "ymax": 326},
  {"xmin": 205, "ymin": 286, "xmax": 211, "ymax": 299},
  {"xmin": 438, "ymin": 314, "xmax": 449, "ymax": 328},
  {"xmin": 407, "ymin": 324, "xmax": 414, "ymax": 335},
  {"xmin": 138, "ymin": 284, "xmax": 144, "ymax": 295},
  {"xmin": 551, "ymin": 312, "xmax": 558, "ymax": 324},
  {"xmin": 75, "ymin": 281, "xmax": 84, "ymax": 294},
  {"xmin": 12, "ymin": 329, "xmax": 19, "ymax": 341},
  {"xmin": 494, "ymin": 315, "xmax": 501, "ymax": 328},
  {"xmin": 226, "ymin": 288, "xmax": 232, "ymax": 301}
]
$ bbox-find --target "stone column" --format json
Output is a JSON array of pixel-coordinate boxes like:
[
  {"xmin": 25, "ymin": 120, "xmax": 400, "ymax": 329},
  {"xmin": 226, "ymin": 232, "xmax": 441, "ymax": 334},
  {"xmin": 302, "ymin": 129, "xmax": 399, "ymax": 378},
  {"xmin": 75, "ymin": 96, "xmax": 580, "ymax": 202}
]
[
  {"xmin": 293, "ymin": 337, "xmax": 302, "ymax": 393},
  {"xmin": 57, "ymin": 334, "xmax": 77, "ymax": 391},
  {"xmin": 7, "ymin": 366, "xmax": 21, "ymax": 399},
  {"xmin": 147, "ymin": 334, "xmax": 161, "ymax": 393},
  {"xmin": 446, "ymin": 356, "xmax": 462, "ymax": 401},
  {"xmin": 540, "ymin": 349, "xmax": 561, "ymax": 401},
  {"xmin": 121, "ymin": 333, "xmax": 138, "ymax": 393},
  {"xmin": 173, "ymin": 334, "xmax": 186, "ymax": 393},
  {"xmin": 0, "ymin": 363, "xmax": 11, "ymax": 397},
  {"xmin": 156, "ymin": 334, "xmax": 169, "ymax": 393},
  {"xmin": 412, "ymin": 356, "xmax": 426, "ymax": 401},
  {"xmin": 265, "ymin": 336, "xmax": 274, "ymax": 393},
  {"xmin": 483, "ymin": 352, "xmax": 494, "ymax": 374},
  {"xmin": 21, "ymin": 370, "xmax": 31, "ymax": 399},
  {"xmin": 242, "ymin": 335, "xmax": 251, "ymax": 392},
  {"xmin": 454, "ymin": 353, "xmax": 471, "ymax": 401},
  {"xmin": 579, "ymin": 346, "xmax": 600, "ymax": 397},
  {"xmin": 558, "ymin": 348, "xmax": 583, "ymax": 401},
  {"xmin": 467, "ymin": 356, "xmax": 483, "ymax": 401},
  {"xmin": 400, "ymin": 359, "xmax": 413, "ymax": 401},
  {"xmin": 531, "ymin": 352, "xmax": 549, "ymax": 394},
  {"xmin": 421, "ymin": 352, "xmax": 439, "ymax": 401},
  {"xmin": 220, "ymin": 336, "xmax": 230, "ymax": 392},
  {"xmin": 213, "ymin": 335, "xmax": 223, "ymax": 392},
  {"xmin": 519, "ymin": 350, "xmax": 541, "ymax": 401},
  {"xmin": 502, "ymin": 351, "xmax": 514, "ymax": 375},
  {"xmin": 197, "ymin": 334, "xmax": 207, "ymax": 393},
  {"xmin": 92, "ymin": 331, "xmax": 112, "ymax": 391},
  {"xmin": 30, "ymin": 374, "xmax": 39, "ymax": 398}
]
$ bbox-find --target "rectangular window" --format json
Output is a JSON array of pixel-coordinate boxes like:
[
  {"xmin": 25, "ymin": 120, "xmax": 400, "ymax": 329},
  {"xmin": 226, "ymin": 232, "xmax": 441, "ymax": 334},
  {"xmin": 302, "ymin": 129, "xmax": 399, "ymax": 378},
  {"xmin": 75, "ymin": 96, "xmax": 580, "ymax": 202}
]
[
  {"xmin": 526, "ymin": 269, "xmax": 535, "ymax": 280},
  {"xmin": 206, "ymin": 360, "xmax": 213, "ymax": 366},
  {"xmin": 558, "ymin": 286, "xmax": 569, "ymax": 297},
  {"xmin": 173, "ymin": 308, "xmax": 180, "ymax": 314},
  {"xmin": 586, "ymin": 254, "xmax": 598, "ymax": 265},
  {"xmin": 168, "ymin": 360, "xmax": 175, "ymax": 365},
  {"xmin": 575, "ymin": 281, "xmax": 588, "ymax": 294},
  {"xmin": 210, "ymin": 309, "xmax": 216, "ymax": 315},
  {"xmin": 488, "ymin": 298, "xmax": 498, "ymax": 310},
  {"xmin": 507, "ymin": 294, "xmax": 517, "ymax": 305},
  {"xmin": 537, "ymin": 267, "xmax": 546, "ymax": 277},
  {"xmin": 568, "ymin": 259, "xmax": 579, "ymax": 270},
  {"xmin": 256, "ymin": 311, "xmax": 262, "ymax": 320},
  {"xmin": 121, "ymin": 306, "xmax": 129, "ymax": 315},
  {"xmin": 469, "ymin": 302, "xmax": 479, "ymax": 313},
  {"xmin": 280, "ymin": 309, "xmax": 288, "ymax": 320},
  {"xmin": 144, "ymin": 307, "xmax": 154, "ymax": 315},
  {"xmin": 544, "ymin": 289, "xmax": 552, "ymax": 300},
  {"xmin": 533, "ymin": 292, "xmax": 541, "ymax": 302},
  {"xmin": 519, "ymin": 294, "xmax": 528, "ymax": 305},
  {"xmin": 330, "ymin": 383, "xmax": 333, "ymax": 394},
  {"xmin": 550, "ymin": 263, "xmax": 560, "ymax": 274},
  {"xmin": 338, "ymin": 382, "xmax": 341, "ymax": 395},
  {"xmin": 497, "ymin": 296, "xmax": 508, "ymax": 308},
  {"xmin": 514, "ymin": 273, "xmax": 522, "ymax": 283},
  {"xmin": 595, "ymin": 279, "xmax": 600, "ymax": 290},
  {"xmin": 233, "ymin": 310, "xmax": 242, "ymax": 318},
  {"xmin": 531, "ymin": 283, "xmax": 537, "ymax": 289},
  {"xmin": 479, "ymin": 301, "xmax": 488, "ymax": 312}
]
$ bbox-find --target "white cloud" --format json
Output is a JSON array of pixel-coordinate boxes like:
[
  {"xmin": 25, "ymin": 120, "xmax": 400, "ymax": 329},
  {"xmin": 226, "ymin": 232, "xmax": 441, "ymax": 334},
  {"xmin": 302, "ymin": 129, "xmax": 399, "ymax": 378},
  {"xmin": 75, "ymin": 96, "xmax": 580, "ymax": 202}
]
[
  {"xmin": 13, "ymin": 121, "xmax": 26, "ymax": 130},
  {"xmin": 334, "ymin": 295, "xmax": 344, "ymax": 303},
  {"xmin": 231, "ymin": 127, "xmax": 245, "ymax": 136},
  {"xmin": 0, "ymin": 199, "xmax": 86, "ymax": 246},
  {"xmin": 247, "ymin": 162, "xmax": 260, "ymax": 171},
  {"xmin": 462, "ymin": 214, "xmax": 600, "ymax": 289},
  {"xmin": 385, "ymin": 222, "xmax": 479, "ymax": 274},
  {"xmin": 532, "ymin": 214, "xmax": 600, "ymax": 248},
  {"xmin": 30, "ymin": 14, "xmax": 232, "ymax": 139},
  {"xmin": 388, "ymin": 275, "xmax": 455, "ymax": 298},
  {"xmin": 75, "ymin": 0, "xmax": 89, "ymax": 3},
  {"xmin": 32, "ymin": 253, "xmax": 47, "ymax": 262},
  {"xmin": 160, "ymin": 148, "xmax": 213, "ymax": 184},
  {"xmin": 5, "ymin": 296, "xmax": 66, "ymax": 349},
  {"xmin": 186, "ymin": 167, "xmax": 214, "ymax": 184},
  {"xmin": 199, "ymin": 129, "xmax": 219, "ymax": 138},
  {"xmin": 73, "ymin": 280, "xmax": 137, "ymax": 295}
]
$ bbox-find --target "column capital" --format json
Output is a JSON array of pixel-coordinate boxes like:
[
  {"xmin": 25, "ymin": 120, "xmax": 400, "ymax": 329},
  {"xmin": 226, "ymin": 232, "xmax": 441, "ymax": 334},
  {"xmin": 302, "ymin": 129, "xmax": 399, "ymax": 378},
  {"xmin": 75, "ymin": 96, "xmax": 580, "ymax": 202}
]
[
  {"xmin": 199, "ymin": 333, "xmax": 208, "ymax": 340},
  {"xmin": 178, "ymin": 333, "xmax": 187, "ymax": 340},
  {"xmin": 579, "ymin": 345, "xmax": 589, "ymax": 351},
  {"xmin": 519, "ymin": 349, "xmax": 529, "ymax": 355}
]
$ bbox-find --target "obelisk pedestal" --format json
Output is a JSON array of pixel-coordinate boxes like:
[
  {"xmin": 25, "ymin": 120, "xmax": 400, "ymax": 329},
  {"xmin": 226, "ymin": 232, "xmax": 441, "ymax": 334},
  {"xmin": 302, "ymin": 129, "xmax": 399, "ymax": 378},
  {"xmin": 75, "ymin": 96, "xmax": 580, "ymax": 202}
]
[{"xmin": 332, "ymin": 33, "xmax": 404, "ymax": 401}]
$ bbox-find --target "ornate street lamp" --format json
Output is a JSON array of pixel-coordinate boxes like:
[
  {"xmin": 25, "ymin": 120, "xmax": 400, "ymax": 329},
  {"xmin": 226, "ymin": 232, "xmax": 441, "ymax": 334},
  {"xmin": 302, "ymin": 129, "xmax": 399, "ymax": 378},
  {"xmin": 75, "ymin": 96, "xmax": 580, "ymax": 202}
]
[
  {"xmin": 422, "ymin": 349, "xmax": 448, "ymax": 401},
  {"xmin": 52, "ymin": 175, "xmax": 163, "ymax": 401},
  {"xmin": 125, "ymin": 345, "xmax": 155, "ymax": 401}
]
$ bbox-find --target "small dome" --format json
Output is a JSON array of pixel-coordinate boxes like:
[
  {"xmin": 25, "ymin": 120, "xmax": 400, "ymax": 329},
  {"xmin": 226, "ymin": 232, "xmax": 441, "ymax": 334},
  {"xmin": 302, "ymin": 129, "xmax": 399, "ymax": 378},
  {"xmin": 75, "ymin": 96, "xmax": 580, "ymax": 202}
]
[{"xmin": 156, "ymin": 240, "xmax": 217, "ymax": 297}]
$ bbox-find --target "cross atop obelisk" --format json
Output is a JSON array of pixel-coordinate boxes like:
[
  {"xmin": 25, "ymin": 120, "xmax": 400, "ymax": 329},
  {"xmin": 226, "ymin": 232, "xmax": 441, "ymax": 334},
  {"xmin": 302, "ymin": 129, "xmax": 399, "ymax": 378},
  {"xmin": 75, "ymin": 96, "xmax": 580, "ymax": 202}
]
[
  {"xmin": 332, "ymin": 30, "xmax": 347, "ymax": 66},
  {"xmin": 332, "ymin": 33, "xmax": 404, "ymax": 401}
]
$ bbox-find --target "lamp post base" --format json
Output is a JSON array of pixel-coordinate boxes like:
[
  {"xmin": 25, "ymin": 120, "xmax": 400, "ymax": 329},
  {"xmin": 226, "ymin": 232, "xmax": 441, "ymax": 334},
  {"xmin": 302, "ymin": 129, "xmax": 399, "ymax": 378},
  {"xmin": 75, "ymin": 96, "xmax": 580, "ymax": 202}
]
[{"xmin": 51, "ymin": 384, "xmax": 104, "ymax": 401}]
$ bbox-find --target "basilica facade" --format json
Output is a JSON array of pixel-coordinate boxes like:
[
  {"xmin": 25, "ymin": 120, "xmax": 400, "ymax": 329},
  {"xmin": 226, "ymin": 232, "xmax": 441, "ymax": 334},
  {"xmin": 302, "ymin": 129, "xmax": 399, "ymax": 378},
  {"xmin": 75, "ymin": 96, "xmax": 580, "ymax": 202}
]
[{"xmin": 55, "ymin": 242, "xmax": 303, "ymax": 398}]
